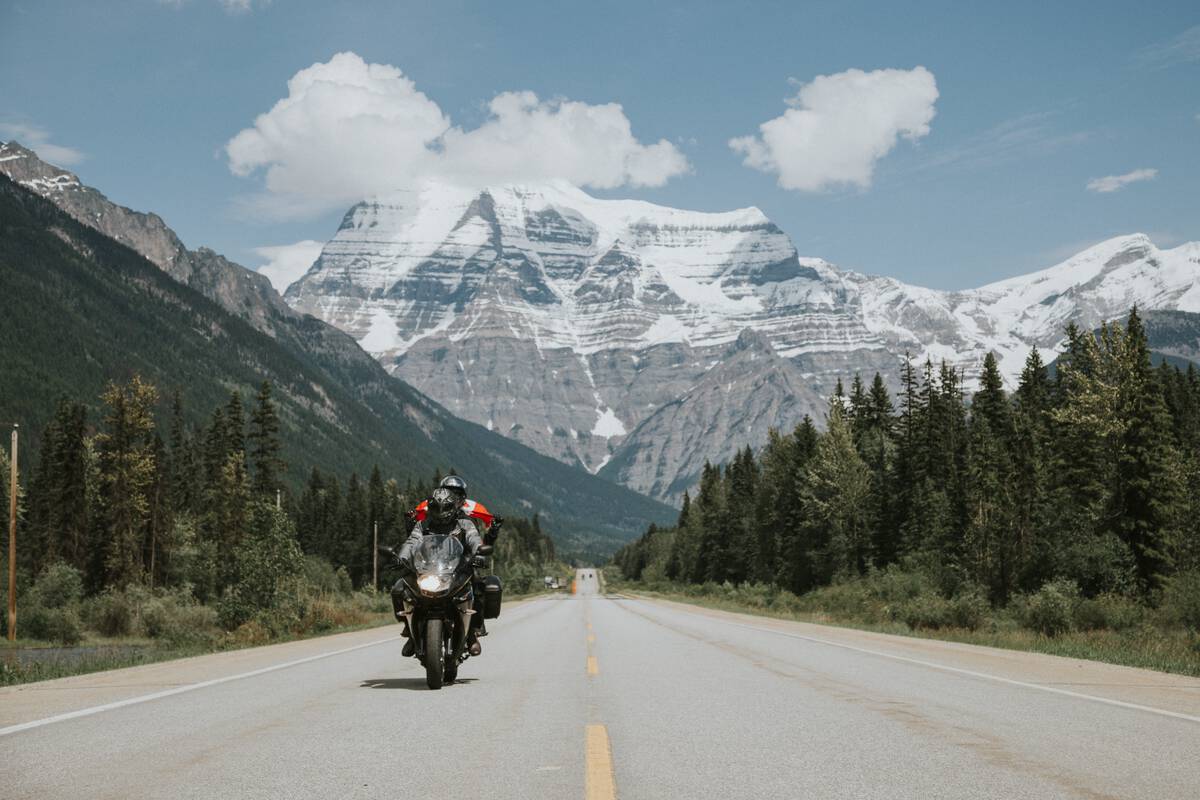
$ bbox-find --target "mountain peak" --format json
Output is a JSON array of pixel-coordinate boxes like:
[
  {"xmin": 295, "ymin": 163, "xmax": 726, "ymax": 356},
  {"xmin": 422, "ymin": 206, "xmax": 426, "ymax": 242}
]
[{"xmin": 0, "ymin": 140, "xmax": 82, "ymax": 195}]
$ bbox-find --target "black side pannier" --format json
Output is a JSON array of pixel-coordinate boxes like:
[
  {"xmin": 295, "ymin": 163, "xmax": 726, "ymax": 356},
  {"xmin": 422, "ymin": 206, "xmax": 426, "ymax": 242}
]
[{"xmin": 481, "ymin": 575, "xmax": 502, "ymax": 619}]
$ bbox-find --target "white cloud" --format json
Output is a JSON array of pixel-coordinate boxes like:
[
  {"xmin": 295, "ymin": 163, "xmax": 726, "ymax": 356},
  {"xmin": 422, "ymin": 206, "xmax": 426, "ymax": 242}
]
[
  {"xmin": 1086, "ymin": 168, "xmax": 1158, "ymax": 193},
  {"xmin": 219, "ymin": 0, "xmax": 271, "ymax": 14},
  {"xmin": 729, "ymin": 66, "xmax": 938, "ymax": 192},
  {"xmin": 156, "ymin": 0, "xmax": 268, "ymax": 11},
  {"xmin": 0, "ymin": 121, "xmax": 85, "ymax": 166},
  {"xmin": 253, "ymin": 240, "xmax": 325, "ymax": 292},
  {"xmin": 1133, "ymin": 25, "xmax": 1200, "ymax": 69},
  {"xmin": 905, "ymin": 111, "xmax": 1089, "ymax": 176},
  {"xmin": 226, "ymin": 52, "xmax": 689, "ymax": 219}
]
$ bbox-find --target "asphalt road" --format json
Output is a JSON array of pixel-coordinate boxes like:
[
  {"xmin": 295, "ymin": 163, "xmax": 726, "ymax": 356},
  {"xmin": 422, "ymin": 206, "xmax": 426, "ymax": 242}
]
[{"xmin": 3, "ymin": 570, "xmax": 1199, "ymax": 799}]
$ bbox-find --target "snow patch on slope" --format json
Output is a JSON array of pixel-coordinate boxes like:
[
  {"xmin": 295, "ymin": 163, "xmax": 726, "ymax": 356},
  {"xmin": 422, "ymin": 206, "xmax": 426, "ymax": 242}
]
[{"xmin": 592, "ymin": 407, "xmax": 627, "ymax": 438}]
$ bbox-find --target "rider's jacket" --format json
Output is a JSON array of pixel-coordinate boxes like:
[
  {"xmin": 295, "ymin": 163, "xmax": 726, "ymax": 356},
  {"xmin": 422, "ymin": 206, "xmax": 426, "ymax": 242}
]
[
  {"xmin": 397, "ymin": 516, "xmax": 483, "ymax": 566},
  {"xmin": 412, "ymin": 498, "xmax": 494, "ymax": 527}
]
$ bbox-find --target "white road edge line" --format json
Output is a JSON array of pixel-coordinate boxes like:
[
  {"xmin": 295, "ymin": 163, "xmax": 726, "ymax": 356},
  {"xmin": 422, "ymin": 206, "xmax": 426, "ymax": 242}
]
[
  {"xmin": 0, "ymin": 635, "xmax": 403, "ymax": 737},
  {"xmin": 628, "ymin": 597, "xmax": 1200, "ymax": 725}
]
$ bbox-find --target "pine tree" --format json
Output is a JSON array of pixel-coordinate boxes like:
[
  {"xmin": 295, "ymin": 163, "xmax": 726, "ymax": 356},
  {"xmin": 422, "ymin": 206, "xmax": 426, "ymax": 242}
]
[
  {"xmin": 211, "ymin": 450, "xmax": 251, "ymax": 588},
  {"xmin": 342, "ymin": 472, "xmax": 369, "ymax": 584},
  {"xmin": 723, "ymin": 446, "xmax": 759, "ymax": 583},
  {"xmin": 860, "ymin": 374, "xmax": 896, "ymax": 566},
  {"xmin": 1049, "ymin": 321, "xmax": 1134, "ymax": 594},
  {"xmin": 95, "ymin": 376, "xmax": 159, "ymax": 588},
  {"xmin": 1112, "ymin": 308, "xmax": 1183, "ymax": 593},
  {"xmin": 167, "ymin": 391, "xmax": 195, "ymax": 515},
  {"xmin": 297, "ymin": 467, "xmax": 325, "ymax": 554},
  {"xmin": 801, "ymin": 398, "xmax": 873, "ymax": 582},
  {"xmin": 1011, "ymin": 348, "xmax": 1052, "ymax": 591},
  {"xmin": 694, "ymin": 462, "xmax": 727, "ymax": 583},
  {"xmin": 777, "ymin": 416, "xmax": 819, "ymax": 592},
  {"xmin": 248, "ymin": 381, "xmax": 284, "ymax": 498},
  {"xmin": 964, "ymin": 353, "xmax": 1017, "ymax": 601},
  {"xmin": 225, "ymin": 391, "xmax": 245, "ymax": 458},
  {"xmin": 665, "ymin": 491, "xmax": 689, "ymax": 580}
]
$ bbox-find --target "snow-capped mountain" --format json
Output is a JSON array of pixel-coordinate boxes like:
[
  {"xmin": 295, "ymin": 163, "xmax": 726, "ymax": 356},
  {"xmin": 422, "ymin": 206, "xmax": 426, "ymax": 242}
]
[
  {"xmin": 285, "ymin": 181, "xmax": 882, "ymax": 498},
  {"xmin": 286, "ymin": 181, "xmax": 1199, "ymax": 502},
  {"xmin": 848, "ymin": 234, "xmax": 1200, "ymax": 386}
]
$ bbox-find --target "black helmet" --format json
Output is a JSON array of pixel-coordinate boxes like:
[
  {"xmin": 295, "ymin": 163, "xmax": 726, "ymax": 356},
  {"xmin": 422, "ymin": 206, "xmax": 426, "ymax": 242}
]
[
  {"xmin": 428, "ymin": 487, "xmax": 460, "ymax": 527},
  {"xmin": 439, "ymin": 475, "xmax": 467, "ymax": 500}
]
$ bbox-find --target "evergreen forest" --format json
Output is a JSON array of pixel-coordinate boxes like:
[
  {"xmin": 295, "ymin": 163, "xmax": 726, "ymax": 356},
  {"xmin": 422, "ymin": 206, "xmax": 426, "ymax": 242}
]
[
  {"xmin": 612, "ymin": 309, "xmax": 1200, "ymax": 648},
  {"xmin": 0, "ymin": 376, "xmax": 564, "ymax": 656}
]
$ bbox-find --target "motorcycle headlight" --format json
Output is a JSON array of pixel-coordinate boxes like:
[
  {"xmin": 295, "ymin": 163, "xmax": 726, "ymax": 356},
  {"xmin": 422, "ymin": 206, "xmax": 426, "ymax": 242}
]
[{"xmin": 417, "ymin": 573, "xmax": 450, "ymax": 594}]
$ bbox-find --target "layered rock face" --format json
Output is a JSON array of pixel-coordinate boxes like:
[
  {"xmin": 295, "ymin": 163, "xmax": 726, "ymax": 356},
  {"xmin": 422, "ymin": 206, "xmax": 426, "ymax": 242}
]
[
  {"xmin": 286, "ymin": 182, "xmax": 883, "ymax": 499},
  {"xmin": 288, "ymin": 180, "xmax": 1200, "ymax": 503}
]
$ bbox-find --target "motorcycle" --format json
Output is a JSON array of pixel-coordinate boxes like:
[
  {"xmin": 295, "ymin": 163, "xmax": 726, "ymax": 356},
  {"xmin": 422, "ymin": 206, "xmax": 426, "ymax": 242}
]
[{"xmin": 380, "ymin": 536, "xmax": 494, "ymax": 689}]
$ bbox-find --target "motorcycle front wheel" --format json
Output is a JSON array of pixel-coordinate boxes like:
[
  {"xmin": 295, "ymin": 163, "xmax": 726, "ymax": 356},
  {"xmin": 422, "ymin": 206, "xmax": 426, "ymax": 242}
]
[{"xmin": 424, "ymin": 618, "xmax": 444, "ymax": 690}]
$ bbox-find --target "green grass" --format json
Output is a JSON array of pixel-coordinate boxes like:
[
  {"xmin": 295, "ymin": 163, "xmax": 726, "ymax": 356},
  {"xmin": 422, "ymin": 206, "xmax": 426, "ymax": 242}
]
[{"xmin": 609, "ymin": 581, "xmax": 1200, "ymax": 678}]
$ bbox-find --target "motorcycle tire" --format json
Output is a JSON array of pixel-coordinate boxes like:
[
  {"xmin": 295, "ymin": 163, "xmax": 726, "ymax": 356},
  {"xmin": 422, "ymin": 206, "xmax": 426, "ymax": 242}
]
[{"xmin": 425, "ymin": 619, "xmax": 444, "ymax": 690}]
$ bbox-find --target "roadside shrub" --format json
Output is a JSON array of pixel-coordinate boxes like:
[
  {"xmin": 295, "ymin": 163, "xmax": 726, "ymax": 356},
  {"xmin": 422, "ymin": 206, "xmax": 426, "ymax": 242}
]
[
  {"xmin": 501, "ymin": 561, "xmax": 539, "ymax": 595},
  {"xmin": 946, "ymin": 589, "xmax": 989, "ymax": 631},
  {"xmin": 301, "ymin": 556, "xmax": 345, "ymax": 595},
  {"xmin": 770, "ymin": 590, "xmax": 804, "ymax": 614},
  {"xmin": 1025, "ymin": 579, "xmax": 1080, "ymax": 637},
  {"xmin": 30, "ymin": 563, "xmax": 84, "ymax": 609},
  {"xmin": 229, "ymin": 619, "xmax": 271, "ymax": 647},
  {"xmin": 1162, "ymin": 571, "xmax": 1200, "ymax": 632},
  {"xmin": 803, "ymin": 579, "xmax": 874, "ymax": 621},
  {"xmin": 896, "ymin": 594, "xmax": 951, "ymax": 630},
  {"xmin": 871, "ymin": 566, "xmax": 935, "ymax": 604},
  {"xmin": 1074, "ymin": 593, "xmax": 1145, "ymax": 632},
  {"xmin": 141, "ymin": 588, "xmax": 219, "ymax": 645},
  {"xmin": 730, "ymin": 582, "xmax": 776, "ymax": 609},
  {"xmin": 21, "ymin": 605, "xmax": 84, "ymax": 645},
  {"xmin": 354, "ymin": 589, "xmax": 391, "ymax": 615},
  {"xmin": 84, "ymin": 588, "xmax": 141, "ymax": 637}
]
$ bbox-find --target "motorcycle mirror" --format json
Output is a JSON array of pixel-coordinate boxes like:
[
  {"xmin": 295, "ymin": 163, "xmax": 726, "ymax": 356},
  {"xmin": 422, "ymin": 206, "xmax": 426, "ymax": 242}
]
[{"xmin": 476, "ymin": 545, "xmax": 494, "ymax": 557}]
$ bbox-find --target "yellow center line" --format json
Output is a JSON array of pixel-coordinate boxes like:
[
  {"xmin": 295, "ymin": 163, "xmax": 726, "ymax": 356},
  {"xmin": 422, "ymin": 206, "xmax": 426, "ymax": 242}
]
[
  {"xmin": 587, "ymin": 655, "xmax": 599, "ymax": 676},
  {"xmin": 585, "ymin": 724, "xmax": 616, "ymax": 800},
  {"xmin": 587, "ymin": 633, "xmax": 595, "ymax": 643}
]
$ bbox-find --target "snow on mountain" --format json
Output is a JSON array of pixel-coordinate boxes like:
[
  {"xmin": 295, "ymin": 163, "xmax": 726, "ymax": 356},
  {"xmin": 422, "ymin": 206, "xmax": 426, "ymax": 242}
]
[
  {"xmin": 848, "ymin": 234, "xmax": 1200, "ymax": 386},
  {"xmin": 284, "ymin": 180, "xmax": 1198, "ymax": 502},
  {"xmin": 285, "ymin": 180, "xmax": 884, "ymax": 498}
]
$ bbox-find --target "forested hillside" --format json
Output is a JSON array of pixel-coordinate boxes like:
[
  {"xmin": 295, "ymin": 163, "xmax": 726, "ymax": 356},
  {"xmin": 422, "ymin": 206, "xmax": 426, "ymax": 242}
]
[
  {"xmin": 614, "ymin": 310, "xmax": 1200, "ymax": 632},
  {"xmin": 0, "ymin": 175, "xmax": 674, "ymax": 555},
  {"xmin": 0, "ymin": 374, "xmax": 563, "ymax": 649}
]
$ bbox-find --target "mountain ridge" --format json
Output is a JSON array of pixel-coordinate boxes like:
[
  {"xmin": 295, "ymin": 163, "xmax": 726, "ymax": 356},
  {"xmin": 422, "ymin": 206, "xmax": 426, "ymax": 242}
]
[
  {"xmin": 287, "ymin": 179, "xmax": 1199, "ymax": 502},
  {"xmin": 0, "ymin": 144, "xmax": 676, "ymax": 554}
]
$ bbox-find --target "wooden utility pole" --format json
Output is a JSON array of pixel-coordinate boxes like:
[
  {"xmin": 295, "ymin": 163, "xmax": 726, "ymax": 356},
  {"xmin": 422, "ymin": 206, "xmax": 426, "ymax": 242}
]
[
  {"xmin": 8, "ymin": 424, "xmax": 18, "ymax": 641},
  {"xmin": 372, "ymin": 520, "xmax": 379, "ymax": 591}
]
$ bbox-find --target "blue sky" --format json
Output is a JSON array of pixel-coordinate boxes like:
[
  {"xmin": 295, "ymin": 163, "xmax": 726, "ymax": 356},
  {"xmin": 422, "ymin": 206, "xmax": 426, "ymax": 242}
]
[{"xmin": 1, "ymin": 0, "xmax": 1197, "ymax": 290}]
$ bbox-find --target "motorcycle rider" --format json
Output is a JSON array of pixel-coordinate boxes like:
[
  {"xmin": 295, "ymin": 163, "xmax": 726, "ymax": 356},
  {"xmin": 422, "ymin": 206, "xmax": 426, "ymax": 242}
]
[
  {"xmin": 396, "ymin": 487, "xmax": 485, "ymax": 657},
  {"xmin": 411, "ymin": 475, "xmax": 503, "ymax": 543},
  {"xmin": 430, "ymin": 475, "xmax": 504, "ymax": 641}
]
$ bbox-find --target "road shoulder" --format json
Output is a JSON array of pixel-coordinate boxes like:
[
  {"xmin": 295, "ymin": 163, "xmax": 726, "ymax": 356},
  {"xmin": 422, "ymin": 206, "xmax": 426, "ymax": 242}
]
[{"xmin": 621, "ymin": 592, "xmax": 1200, "ymax": 719}]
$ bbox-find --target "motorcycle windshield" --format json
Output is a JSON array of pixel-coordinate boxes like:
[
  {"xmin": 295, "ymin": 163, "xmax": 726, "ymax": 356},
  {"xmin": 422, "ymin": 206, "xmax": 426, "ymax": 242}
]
[{"xmin": 412, "ymin": 534, "xmax": 464, "ymax": 575}]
